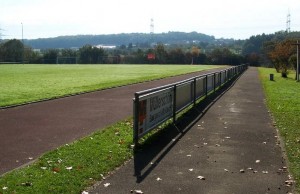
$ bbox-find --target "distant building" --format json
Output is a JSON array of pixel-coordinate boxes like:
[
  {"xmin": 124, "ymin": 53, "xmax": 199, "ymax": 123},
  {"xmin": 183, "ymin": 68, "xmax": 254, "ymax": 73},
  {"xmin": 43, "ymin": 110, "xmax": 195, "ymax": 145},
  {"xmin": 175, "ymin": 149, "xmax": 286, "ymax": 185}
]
[{"xmin": 95, "ymin": 45, "xmax": 116, "ymax": 49}]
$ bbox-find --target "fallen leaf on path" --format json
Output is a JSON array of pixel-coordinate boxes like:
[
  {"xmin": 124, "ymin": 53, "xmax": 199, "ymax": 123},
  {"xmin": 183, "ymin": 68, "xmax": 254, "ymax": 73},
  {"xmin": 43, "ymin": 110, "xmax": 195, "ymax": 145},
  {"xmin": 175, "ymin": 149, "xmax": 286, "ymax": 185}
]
[
  {"xmin": 28, "ymin": 157, "xmax": 33, "ymax": 160},
  {"xmin": 156, "ymin": 177, "xmax": 162, "ymax": 181},
  {"xmin": 224, "ymin": 169, "xmax": 229, "ymax": 172},
  {"xmin": 240, "ymin": 169, "xmax": 245, "ymax": 173},
  {"xmin": 66, "ymin": 166, "xmax": 73, "ymax": 170},
  {"xmin": 103, "ymin": 183, "xmax": 111, "ymax": 187},
  {"xmin": 255, "ymin": 160, "xmax": 260, "ymax": 163},
  {"xmin": 189, "ymin": 169, "xmax": 194, "ymax": 172},
  {"xmin": 197, "ymin": 176, "xmax": 205, "ymax": 180},
  {"xmin": 186, "ymin": 155, "xmax": 192, "ymax": 157},
  {"xmin": 135, "ymin": 190, "xmax": 144, "ymax": 194},
  {"xmin": 81, "ymin": 191, "xmax": 89, "ymax": 194},
  {"xmin": 262, "ymin": 171, "xmax": 268, "ymax": 174},
  {"xmin": 285, "ymin": 180, "xmax": 294, "ymax": 186}
]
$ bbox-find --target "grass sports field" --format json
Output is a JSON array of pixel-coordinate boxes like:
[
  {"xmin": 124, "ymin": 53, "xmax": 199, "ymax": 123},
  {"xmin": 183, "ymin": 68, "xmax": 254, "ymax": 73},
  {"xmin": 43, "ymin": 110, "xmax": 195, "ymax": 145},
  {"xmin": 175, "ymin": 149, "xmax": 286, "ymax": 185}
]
[
  {"xmin": 259, "ymin": 68, "xmax": 300, "ymax": 192},
  {"xmin": 0, "ymin": 64, "xmax": 220, "ymax": 107}
]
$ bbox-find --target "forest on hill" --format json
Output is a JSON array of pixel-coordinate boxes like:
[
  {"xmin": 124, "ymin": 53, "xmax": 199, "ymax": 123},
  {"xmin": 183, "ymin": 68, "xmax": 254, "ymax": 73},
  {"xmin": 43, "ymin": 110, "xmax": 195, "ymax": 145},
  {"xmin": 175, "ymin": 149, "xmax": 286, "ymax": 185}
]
[
  {"xmin": 1, "ymin": 31, "xmax": 300, "ymax": 70},
  {"xmin": 24, "ymin": 31, "xmax": 218, "ymax": 49}
]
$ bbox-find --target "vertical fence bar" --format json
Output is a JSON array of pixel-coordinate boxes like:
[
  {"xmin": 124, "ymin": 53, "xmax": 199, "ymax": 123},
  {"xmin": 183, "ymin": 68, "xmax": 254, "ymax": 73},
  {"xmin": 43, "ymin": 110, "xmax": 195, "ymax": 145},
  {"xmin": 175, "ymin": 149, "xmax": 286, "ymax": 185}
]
[
  {"xmin": 133, "ymin": 93, "xmax": 140, "ymax": 147},
  {"xmin": 193, "ymin": 78, "xmax": 196, "ymax": 106},
  {"xmin": 226, "ymin": 69, "xmax": 228, "ymax": 82},
  {"xmin": 173, "ymin": 85, "xmax": 177, "ymax": 123},
  {"xmin": 205, "ymin": 75, "xmax": 208, "ymax": 97},
  {"xmin": 214, "ymin": 73, "xmax": 216, "ymax": 92}
]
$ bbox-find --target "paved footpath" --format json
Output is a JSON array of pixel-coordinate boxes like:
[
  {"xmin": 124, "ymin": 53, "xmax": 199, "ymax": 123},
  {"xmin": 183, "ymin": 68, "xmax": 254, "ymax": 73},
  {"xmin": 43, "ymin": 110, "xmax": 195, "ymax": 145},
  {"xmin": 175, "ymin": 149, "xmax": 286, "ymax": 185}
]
[
  {"xmin": 88, "ymin": 67, "xmax": 294, "ymax": 194},
  {"xmin": 0, "ymin": 68, "xmax": 222, "ymax": 175}
]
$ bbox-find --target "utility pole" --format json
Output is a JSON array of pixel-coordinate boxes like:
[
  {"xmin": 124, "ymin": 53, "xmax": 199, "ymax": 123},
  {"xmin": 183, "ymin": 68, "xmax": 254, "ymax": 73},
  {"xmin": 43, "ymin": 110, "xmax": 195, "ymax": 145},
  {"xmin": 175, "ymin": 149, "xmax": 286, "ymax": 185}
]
[{"xmin": 292, "ymin": 40, "xmax": 300, "ymax": 82}]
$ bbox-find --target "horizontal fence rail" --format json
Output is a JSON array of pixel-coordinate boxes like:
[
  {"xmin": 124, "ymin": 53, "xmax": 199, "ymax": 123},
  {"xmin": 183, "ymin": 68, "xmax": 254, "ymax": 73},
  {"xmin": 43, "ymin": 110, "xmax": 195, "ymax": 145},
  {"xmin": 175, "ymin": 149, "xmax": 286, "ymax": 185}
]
[{"xmin": 133, "ymin": 64, "xmax": 248, "ymax": 145}]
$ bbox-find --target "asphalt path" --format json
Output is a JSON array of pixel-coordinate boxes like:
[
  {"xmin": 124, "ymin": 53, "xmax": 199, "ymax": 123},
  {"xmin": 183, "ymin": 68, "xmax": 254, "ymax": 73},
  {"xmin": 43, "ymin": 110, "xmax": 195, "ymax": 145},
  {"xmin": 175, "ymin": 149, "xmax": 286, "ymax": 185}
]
[
  {"xmin": 0, "ymin": 67, "xmax": 222, "ymax": 175},
  {"xmin": 88, "ymin": 67, "xmax": 294, "ymax": 194}
]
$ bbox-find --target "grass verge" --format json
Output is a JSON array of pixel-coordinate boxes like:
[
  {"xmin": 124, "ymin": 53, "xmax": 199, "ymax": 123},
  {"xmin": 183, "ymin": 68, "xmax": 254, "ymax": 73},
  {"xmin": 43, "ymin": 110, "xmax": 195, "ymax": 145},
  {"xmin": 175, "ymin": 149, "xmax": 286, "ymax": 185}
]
[
  {"xmin": 0, "ymin": 118, "xmax": 134, "ymax": 194},
  {"xmin": 258, "ymin": 68, "xmax": 300, "ymax": 192},
  {"xmin": 0, "ymin": 64, "xmax": 220, "ymax": 107}
]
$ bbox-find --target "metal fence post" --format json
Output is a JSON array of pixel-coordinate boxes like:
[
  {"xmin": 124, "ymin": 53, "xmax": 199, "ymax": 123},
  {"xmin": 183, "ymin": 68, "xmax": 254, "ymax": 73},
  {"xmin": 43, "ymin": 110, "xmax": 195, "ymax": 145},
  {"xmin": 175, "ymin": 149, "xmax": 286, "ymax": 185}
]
[
  {"xmin": 214, "ymin": 73, "xmax": 216, "ymax": 92},
  {"xmin": 133, "ymin": 93, "xmax": 139, "ymax": 147},
  {"xmin": 205, "ymin": 75, "xmax": 208, "ymax": 97},
  {"xmin": 173, "ymin": 85, "xmax": 177, "ymax": 123},
  {"xmin": 193, "ymin": 78, "xmax": 196, "ymax": 106},
  {"xmin": 225, "ymin": 69, "xmax": 228, "ymax": 82}
]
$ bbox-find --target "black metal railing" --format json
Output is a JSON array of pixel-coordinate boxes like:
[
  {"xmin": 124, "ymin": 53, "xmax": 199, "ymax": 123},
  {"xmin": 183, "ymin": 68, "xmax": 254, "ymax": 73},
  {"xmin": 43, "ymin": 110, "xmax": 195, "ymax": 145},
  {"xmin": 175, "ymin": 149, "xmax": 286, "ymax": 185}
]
[{"xmin": 133, "ymin": 64, "xmax": 248, "ymax": 145}]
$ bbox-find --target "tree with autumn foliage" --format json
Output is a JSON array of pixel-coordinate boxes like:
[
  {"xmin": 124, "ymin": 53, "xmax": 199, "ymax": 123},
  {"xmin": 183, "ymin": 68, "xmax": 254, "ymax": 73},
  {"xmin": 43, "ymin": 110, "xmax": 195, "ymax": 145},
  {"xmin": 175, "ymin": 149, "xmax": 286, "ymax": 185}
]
[
  {"xmin": 268, "ymin": 39, "xmax": 296, "ymax": 77},
  {"xmin": 190, "ymin": 46, "xmax": 200, "ymax": 64}
]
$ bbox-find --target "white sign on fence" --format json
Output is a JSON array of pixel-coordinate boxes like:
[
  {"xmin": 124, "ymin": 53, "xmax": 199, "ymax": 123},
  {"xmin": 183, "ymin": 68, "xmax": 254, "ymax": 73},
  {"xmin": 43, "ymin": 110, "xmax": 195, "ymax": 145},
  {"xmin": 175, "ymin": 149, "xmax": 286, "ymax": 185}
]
[{"xmin": 137, "ymin": 88, "xmax": 174, "ymax": 137}]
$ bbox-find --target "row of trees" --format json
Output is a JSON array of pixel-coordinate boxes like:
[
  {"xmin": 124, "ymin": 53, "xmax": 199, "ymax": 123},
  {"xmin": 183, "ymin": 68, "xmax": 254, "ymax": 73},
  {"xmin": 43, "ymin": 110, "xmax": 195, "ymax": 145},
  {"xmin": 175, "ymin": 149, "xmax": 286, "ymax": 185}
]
[
  {"xmin": 240, "ymin": 31, "xmax": 300, "ymax": 78},
  {"xmin": 267, "ymin": 39, "xmax": 298, "ymax": 78},
  {"xmin": 0, "ymin": 39, "xmax": 107, "ymax": 64},
  {"xmin": 0, "ymin": 35, "xmax": 298, "ymax": 77},
  {"xmin": 0, "ymin": 39, "xmax": 243, "ymax": 65}
]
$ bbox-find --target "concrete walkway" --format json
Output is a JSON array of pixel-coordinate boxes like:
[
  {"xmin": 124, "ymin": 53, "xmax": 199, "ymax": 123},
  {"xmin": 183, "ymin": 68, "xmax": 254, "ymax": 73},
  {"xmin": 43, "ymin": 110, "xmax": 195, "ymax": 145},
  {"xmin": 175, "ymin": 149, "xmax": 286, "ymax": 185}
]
[{"xmin": 88, "ymin": 67, "xmax": 293, "ymax": 194}]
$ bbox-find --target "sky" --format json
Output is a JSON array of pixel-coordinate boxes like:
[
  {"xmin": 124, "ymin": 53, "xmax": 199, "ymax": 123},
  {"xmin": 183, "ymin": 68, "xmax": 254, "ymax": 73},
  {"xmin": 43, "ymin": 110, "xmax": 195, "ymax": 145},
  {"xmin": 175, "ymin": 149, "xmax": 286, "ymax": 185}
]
[{"xmin": 0, "ymin": 0, "xmax": 300, "ymax": 40}]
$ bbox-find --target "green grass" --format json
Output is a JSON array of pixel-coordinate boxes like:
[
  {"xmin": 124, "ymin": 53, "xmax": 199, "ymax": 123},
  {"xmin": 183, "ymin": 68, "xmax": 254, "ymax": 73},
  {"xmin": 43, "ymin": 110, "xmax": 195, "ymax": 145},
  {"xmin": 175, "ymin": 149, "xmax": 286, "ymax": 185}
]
[
  {"xmin": 0, "ymin": 118, "xmax": 134, "ymax": 194},
  {"xmin": 258, "ymin": 68, "xmax": 300, "ymax": 192},
  {"xmin": 0, "ymin": 64, "xmax": 220, "ymax": 107}
]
